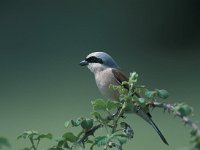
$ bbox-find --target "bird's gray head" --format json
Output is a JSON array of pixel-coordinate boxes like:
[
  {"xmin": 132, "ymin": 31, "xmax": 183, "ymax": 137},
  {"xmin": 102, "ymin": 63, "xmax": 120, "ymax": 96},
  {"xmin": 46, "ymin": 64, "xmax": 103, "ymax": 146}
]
[{"xmin": 80, "ymin": 52, "xmax": 119, "ymax": 73}]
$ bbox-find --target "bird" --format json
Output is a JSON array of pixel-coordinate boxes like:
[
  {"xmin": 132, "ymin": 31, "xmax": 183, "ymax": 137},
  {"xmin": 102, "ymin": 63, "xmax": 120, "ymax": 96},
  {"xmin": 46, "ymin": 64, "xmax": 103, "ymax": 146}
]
[{"xmin": 79, "ymin": 52, "xmax": 168, "ymax": 145}]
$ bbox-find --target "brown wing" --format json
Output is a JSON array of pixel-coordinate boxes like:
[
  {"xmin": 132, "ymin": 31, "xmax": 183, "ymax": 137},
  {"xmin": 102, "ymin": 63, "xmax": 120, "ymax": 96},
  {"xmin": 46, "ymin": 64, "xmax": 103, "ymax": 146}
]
[
  {"xmin": 112, "ymin": 68, "xmax": 141, "ymax": 98},
  {"xmin": 111, "ymin": 68, "xmax": 129, "ymax": 89}
]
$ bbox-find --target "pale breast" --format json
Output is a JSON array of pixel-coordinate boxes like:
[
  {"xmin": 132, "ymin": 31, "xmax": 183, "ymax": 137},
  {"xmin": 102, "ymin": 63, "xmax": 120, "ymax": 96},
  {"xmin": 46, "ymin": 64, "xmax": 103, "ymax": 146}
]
[{"xmin": 95, "ymin": 68, "xmax": 120, "ymax": 100}]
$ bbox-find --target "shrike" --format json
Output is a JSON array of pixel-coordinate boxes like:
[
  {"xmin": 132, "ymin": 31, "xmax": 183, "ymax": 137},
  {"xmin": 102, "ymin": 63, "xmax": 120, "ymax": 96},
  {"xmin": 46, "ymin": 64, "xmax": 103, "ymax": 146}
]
[{"xmin": 80, "ymin": 52, "xmax": 168, "ymax": 145}]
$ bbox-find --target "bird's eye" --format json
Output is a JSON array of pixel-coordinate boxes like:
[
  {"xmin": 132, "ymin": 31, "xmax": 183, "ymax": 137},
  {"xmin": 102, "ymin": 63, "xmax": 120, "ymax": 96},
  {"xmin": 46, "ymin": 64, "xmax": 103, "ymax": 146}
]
[
  {"xmin": 86, "ymin": 56, "xmax": 96, "ymax": 62},
  {"xmin": 86, "ymin": 56, "xmax": 103, "ymax": 64},
  {"xmin": 90, "ymin": 57, "xmax": 96, "ymax": 62}
]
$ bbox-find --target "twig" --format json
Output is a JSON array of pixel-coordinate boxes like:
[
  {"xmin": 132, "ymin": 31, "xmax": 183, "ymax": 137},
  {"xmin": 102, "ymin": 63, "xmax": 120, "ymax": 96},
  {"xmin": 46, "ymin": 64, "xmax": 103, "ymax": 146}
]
[
  {"xmin": 149, "ymin": 102, "xmax": 200, "ymax": 136},
  {"xmin": 30, "ymin": 137, "xmax": 37, "ymax": 150},
  {"xmin": 78, "ymin": 107, "xmax": 126, "ymax": 147},
  {"xmin": 78, "ymin": 124, "xmax": 102, "ymax": 144}
]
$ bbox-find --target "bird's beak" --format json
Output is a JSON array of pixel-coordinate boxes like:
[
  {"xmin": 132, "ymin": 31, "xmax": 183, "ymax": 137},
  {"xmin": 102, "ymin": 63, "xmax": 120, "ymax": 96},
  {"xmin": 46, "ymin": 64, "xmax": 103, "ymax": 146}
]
[{"xmin": 79, "ymin": 60, "xmax": 88, "ymax": 66}]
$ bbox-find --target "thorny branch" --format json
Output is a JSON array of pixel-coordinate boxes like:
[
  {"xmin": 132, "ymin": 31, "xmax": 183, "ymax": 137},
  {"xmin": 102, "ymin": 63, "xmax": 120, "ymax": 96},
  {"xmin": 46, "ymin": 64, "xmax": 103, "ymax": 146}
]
[{"xmin": 148, "ymin": 101, "xmax": 200, "ymax": 137}]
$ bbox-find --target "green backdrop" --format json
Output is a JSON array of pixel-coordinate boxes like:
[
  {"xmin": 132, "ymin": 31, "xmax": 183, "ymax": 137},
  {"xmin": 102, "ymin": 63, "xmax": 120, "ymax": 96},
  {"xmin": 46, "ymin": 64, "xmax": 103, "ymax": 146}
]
[{"xmin": 0, "ymin": 0, "xmax": 200, "ymax": 149}]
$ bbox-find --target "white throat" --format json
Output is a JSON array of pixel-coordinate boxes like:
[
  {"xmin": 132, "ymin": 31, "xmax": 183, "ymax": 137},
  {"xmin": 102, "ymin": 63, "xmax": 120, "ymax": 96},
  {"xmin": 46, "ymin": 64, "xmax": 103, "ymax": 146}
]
[{"xmin": 87, "ymin": 63, "xmax": 108, "ymax": 74}]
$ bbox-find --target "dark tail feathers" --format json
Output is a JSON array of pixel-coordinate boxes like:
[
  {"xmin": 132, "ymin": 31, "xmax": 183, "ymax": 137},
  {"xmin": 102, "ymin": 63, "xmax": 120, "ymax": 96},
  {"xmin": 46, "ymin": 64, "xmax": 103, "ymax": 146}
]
[
  {"xmin": 148, "ymin": 115, "xmax": 169, "ymax": 145},
  {"xmin": 136, "ymin": 110, "xmax": 169, "ymax": 145}
]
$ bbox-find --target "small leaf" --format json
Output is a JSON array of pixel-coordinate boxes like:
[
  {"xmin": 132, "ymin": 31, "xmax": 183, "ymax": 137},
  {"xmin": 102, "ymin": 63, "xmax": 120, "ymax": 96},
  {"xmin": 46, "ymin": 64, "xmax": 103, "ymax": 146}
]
[
  {"xmin": 92, "ymin": 99, "xmax": 107, "ymax": 111},
  {"xmin": 115, "ymin": 134, "xmax": 127, "ymax": 145},
  {"xmin": 0, "ymin": 137, "xmax": 10, "ymax": 148},
  {"xmin": 135, "ymin": 85, "xmax": 146, "ymax": 94},
  {"xmin": 26, "ymin": 130, "xmax": 38, "ymax": 136},
  {"xmin": 62, "ymin": 132, "xmax": 78, "ymax": 143},
  {"xmin": 106, "ymin": 101, "xmax": 121, "ymax": 110},
  {"xmin": 120, "ymin": 122, "xmax": 129, "ymax": 128},
  {"xmin": 38, "ymin": 133, "xmax": 52, "ymax": 140},
  {"xmin": 94, "ymin": 136, "xmax": 109, "ymax": 147},
  {"xmin": 137, "ymin": 98, "xmax": 146, "ymax": 107},
  {"xmin": 81, "ymin": 118, "xmax": 94, "ymax": 130},
  {"xmin": 86, "ymin": 140, "xmax": 94, "ymax": 144},
  {"xmin": 53, "ymin": 137, "xmax": 65, "ymax": 149},
  {"xmin": 64, "ymin": 121, "xmax": 71, "ymax": 128},
  {"xmin": 57, "ymin": 140, "xmax": 65, "ymax": 147},
  {"xmin": 128, "ymin": 72, "xmax": 138, "ymax": 90},
  {"xmin": 91, "ymin": 111, "xmax": 102, "ymax": 120},
  {"xmin": 174, "ymin": 103, "xmax": 193, "ymax": 116},
  {"xmin": 71, "ymin": 118, "xmax": 83, "ymax": 127},
  {"xmin": 63, "ymin": 141, "xmax": 70, "ymax": 149},
  {"xmin": 17, "ymin": 130, "xmax": 38, "ymax": 139},
  {"xmin": 129, "ymin": 72, "xmax": 138, "ymax": 83},
  {"xmin": 157, "ymin": 89, "xmax": 169, "ymax": 99},
  {"xmin": 145, "ymin": 90, "xmax": 157, "ymax": 99}
]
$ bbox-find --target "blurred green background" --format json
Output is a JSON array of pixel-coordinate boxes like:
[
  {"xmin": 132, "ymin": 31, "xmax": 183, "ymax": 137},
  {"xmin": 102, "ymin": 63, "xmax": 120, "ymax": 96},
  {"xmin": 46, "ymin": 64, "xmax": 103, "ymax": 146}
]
[{"xmin": 0, "ymin": 0, "xmax": 200, "ymax": 149}]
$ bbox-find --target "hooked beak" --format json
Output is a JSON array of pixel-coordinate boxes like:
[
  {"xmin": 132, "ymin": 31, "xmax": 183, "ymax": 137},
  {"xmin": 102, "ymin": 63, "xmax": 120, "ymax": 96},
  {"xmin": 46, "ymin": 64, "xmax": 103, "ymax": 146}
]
[{"xmin": 79, "ymin": 60, "xmax": 88, "ymax": 66}]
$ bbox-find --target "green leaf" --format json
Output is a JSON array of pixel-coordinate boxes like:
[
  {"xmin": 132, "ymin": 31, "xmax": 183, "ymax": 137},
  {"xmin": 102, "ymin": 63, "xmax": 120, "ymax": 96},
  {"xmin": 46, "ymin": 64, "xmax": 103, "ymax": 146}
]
[
  {"xmin": 81, "ymin": 118, "xmax": 94, "ymax": 130},
  {"xmin": 174, "ymin": 103, "xmax": 193, "ymax": 116},
  {"xmin": 17, "ymin": 130, "xmax": 38, "ymax": 139},
  {"xmin": 128, "ymin": 72, "xmax": 138, "ymax": 90},
  {"xmin": 120, "ymin": 122, "xmax": 128, "ymax": 128},
  {"xmin": 57, "ymin": 140, "xmax": 65, "ymax": 148},
  {"xmin": 157, "ymin": 89, "xmax": 169, "ymax": 99},
  {"xmin": 38, "ymin": 133, "xmax": 52, "ymax": 140},
  {"xmin": 110, "ymin": 84, "xmax": 127, "ymax": 94},
  {"xmin": 63, "ymin": 141, "xmax": 70, "ymax": 149},
  {"xmin": 137, "ymin": 98, "xmax": 146, "ymax": 106},
  {"xmin": 52, "ymin": 137, "xmax": 66, "ymax": 149},
  {"xmin": 86, "ymin": 140, "xmax": 94, "ymax": 144},
  {"xmin": 94, "ymin": 136, "xmax": 109, "ymax": 147},
  {"xmin": 135, "ymin": 85, "xmax": 146, "ymax": 94},
  {"xmin": 62, "ymin": 132, "xmax": 78, "ymax": 143},
  {"xmin": 116, "ymin": 135, "xmax": 127, "ymax": 145},
  {"xmin": 0, "ymin": 137, "xmax": 10, "ymax": 148},
  {"xmin": 92, "ymin": 99, "xmax": 107, "ymax": 111},
  {"xmin": 64, "ymin": 121, "xmax": 71, "ymax": 128},
  {"xmin": 91, "ymin": 111, "xmax": 101, "ymax": 119},
  {"xmin": 71, "ymin": 118, "xmax": 83, "ymax": 127},
  {"xmin": 106, "ymin": 101, "xmax": 121, "ymax": 110},
  {"xmin": 145, "ymin": 90, "xmax": 157, "ymax": 99},
  {"xmin": 129, "ymin": 72, "xmax": 138, "ymax": 83}
]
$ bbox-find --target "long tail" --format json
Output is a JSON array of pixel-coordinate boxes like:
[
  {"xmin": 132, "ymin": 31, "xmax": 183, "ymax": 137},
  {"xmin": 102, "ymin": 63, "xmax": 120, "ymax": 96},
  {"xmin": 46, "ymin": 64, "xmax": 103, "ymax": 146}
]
[{"xmin": 135, "ymin": 108, "xmax": 169, "ymax": 145}]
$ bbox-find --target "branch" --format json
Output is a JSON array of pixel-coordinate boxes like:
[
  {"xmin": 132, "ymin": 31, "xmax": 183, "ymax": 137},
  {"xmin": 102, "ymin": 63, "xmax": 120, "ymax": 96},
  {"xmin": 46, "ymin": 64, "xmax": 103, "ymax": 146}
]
[
  {"xmin": 78, "ymin": 124, "xmax": 102, "ymax": 144},
  {"xmin": 30, "ymin": 137, "xmax": 37, "ymax": 150},
  {"xmin": 149, "ymin": 102, "xmax": 200, "ymax": 137}
]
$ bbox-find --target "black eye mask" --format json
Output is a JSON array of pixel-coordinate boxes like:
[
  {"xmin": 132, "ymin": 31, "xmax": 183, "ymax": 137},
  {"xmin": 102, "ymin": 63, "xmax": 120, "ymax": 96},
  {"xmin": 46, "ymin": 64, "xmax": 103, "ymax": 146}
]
[{"xmin": 86, "ymin": 56, "xmax": 103, "ymax": 64}]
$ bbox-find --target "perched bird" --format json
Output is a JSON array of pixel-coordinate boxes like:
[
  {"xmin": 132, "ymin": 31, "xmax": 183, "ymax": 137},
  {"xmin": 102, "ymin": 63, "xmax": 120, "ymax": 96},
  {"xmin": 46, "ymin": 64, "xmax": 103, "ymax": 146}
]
[{"xmin": 79, "ymin": 52, "xmax": 168, "ymax": 145}]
